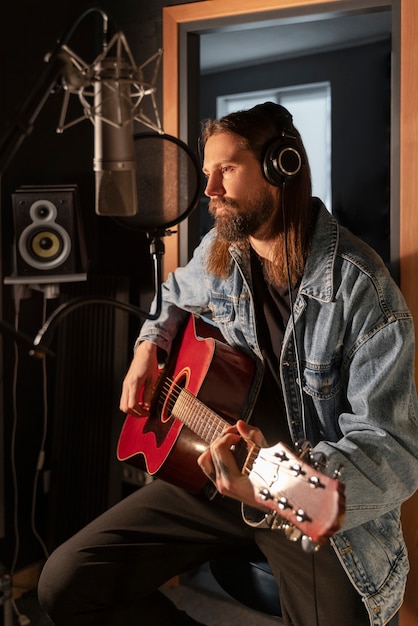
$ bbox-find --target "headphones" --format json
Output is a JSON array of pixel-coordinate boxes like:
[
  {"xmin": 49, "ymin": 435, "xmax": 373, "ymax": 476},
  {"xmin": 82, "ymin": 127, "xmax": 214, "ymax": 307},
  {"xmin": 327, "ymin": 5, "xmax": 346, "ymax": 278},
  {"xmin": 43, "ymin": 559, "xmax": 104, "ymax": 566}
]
[{"xmin": 261, "ymin": 103, "xmax": 303, "ymax": 187}]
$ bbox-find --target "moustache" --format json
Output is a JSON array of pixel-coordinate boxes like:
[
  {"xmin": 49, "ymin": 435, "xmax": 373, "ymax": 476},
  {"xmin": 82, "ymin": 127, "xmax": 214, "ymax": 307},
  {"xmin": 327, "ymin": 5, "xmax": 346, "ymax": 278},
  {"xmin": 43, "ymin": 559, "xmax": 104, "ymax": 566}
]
[{"xmin": 209, "ymin": 198, "xmax": 238, "ymax": 212}]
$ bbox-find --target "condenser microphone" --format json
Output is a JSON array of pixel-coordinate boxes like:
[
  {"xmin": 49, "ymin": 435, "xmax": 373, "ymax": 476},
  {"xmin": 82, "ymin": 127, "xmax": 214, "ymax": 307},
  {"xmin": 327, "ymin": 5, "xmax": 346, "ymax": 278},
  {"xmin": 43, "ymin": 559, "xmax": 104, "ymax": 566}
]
[
  {"xmin": 92, "ymin": 57, "xmax": 138, "ymax": 216},
  {"xmin": 57, "ymin": 29, "xmax": 163, "ymax": 217}
]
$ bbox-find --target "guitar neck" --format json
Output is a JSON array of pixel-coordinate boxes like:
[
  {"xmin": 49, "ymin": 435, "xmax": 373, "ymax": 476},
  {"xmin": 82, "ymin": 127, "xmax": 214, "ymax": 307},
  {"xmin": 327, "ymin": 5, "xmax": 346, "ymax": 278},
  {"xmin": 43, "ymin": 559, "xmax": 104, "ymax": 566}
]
[
  {"xmin": 168, "ymin": 382, "xmax": 251, "ymax": 469},
  {"xmin": 171, "ymin": 385, "xmax": 226, "ymax": 442}
]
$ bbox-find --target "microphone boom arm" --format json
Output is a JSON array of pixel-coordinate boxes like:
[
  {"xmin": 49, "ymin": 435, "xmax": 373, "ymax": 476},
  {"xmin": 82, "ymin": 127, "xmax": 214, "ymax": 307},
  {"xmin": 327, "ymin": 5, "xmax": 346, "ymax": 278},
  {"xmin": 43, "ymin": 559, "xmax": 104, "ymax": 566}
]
[{"xmin": 0, "ymin": 7, "xmax": 109, "ymax": 175}]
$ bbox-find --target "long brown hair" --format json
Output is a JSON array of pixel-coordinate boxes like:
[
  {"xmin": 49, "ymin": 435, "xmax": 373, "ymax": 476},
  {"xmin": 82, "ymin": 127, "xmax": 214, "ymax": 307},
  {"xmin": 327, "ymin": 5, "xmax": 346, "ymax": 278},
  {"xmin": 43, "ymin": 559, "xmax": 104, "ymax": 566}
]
[{"xmin": 202, "ymin": 102, "xmax": 314, "ymax": 286}]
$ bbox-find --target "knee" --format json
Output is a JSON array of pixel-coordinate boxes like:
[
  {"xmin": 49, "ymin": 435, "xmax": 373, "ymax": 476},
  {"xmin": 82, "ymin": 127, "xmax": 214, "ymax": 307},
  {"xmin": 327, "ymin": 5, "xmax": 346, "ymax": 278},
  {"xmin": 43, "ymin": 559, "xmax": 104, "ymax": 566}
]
[
  {"xmin": 37, "ymin": 543, "xmax": 79, "ymax": 620},
  {"xmin": 37, "ymin": 547, "xmax": 64, "ymax": 613}
]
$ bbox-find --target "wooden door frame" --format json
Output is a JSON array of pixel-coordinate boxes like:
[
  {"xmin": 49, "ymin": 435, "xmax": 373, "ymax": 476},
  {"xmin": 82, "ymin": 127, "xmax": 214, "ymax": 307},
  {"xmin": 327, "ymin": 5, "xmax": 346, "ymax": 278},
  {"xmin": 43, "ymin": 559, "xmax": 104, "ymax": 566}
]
[{"xmin": 162, "ymin": 2, "xmax": 418, "ymax": 624}]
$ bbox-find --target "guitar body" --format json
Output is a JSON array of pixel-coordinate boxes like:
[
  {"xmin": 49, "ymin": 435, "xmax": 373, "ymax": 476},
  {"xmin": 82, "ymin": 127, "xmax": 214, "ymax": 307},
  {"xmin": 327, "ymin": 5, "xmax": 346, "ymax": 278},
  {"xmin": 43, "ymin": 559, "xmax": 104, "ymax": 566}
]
[
  {"xmin": 117, "ymin": 315, "xmax": 256, "ymax": 493},
  {"xmin": 117, "ymin": 315, "xmax": 346, "ymax": 544}
]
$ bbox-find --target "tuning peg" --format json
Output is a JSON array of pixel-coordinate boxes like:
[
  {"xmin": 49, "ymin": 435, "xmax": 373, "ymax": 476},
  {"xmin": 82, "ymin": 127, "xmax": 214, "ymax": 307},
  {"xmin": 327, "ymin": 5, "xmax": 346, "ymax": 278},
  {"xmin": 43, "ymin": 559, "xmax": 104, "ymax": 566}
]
[
  {"xmin": 295, "ymin": 509, "xmax": 312, "ymax": 523},
  {"xmin": 294, "ymin": 439, "xmax": 312, "ymax": 459},
  {"xmin": 267, "ymin": 512, "xmax": 285, "ymax": 531},
  {"xmin": 259, "ymin": 488, "xmax": 273, "ymax": 501},
  {"xmin": 290, "ymin": 463, "xmax": 306, "ymax": 477},
  {"xmin": 277, "ymin": 496, "xmax": 291, "ymax": 510},
  {"xmin": 283, "ymin": 524, "xmax": 302, "ymax": 542},
  {"xmin": 301, "ymin": 535, "xmax": 320, "ymax": 553},
  {"xmin": 274, "ymin": 449, "xmax": 289, "ymax": 462},
  {"xmin": 308, "ymin": 475, "xmax": 325, "ymax": 489},
  {"xmin": 310, "ymin": 451, "xmax": 328, "ymax": 471}
]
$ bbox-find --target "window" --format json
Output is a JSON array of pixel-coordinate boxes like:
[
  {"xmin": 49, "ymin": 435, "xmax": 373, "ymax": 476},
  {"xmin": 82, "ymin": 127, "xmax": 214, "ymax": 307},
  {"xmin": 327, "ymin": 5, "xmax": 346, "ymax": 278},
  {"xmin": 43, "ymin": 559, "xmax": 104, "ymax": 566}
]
[{"xmin": 217, "ymin": 83, "xmax": 332, "ymax": 210}]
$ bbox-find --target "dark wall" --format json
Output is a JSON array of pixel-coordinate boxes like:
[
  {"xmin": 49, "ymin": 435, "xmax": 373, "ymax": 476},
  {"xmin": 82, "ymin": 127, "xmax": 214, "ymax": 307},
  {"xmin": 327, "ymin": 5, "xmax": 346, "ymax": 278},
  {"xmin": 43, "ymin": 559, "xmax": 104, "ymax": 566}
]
[
  {"xmin": 200, "ymin": 39, "xmax": 392, "ymax": 267},
  {"xmin": 0, "ymin": 0, "xmax": 102, "ymax": 570},
  {"xmin": 0, "ymin": 0, "xmax": 391, "ymax": 571},
  {"xmin": 0, "ymin": 0, "xmax": 170, "ymax": 569}
]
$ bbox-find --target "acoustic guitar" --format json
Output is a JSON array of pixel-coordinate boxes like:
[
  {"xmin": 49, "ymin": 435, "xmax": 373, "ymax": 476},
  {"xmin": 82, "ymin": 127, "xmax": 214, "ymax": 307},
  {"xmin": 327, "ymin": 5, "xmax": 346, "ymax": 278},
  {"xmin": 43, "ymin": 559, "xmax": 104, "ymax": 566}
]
[{"xmin": 117, "ymin": 314, "xmax": 345, "ymax": 546}]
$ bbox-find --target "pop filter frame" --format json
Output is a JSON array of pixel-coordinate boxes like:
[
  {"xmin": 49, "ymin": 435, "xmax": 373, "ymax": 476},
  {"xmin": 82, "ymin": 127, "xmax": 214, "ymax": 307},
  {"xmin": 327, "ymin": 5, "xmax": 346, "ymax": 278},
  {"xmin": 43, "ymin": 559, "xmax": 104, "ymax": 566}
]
[
  {"xmin": 27, "ymin": 134, "xmax": 204, "ymax": 355},
  {"xmin": 114, "ymin": 131, "xmax": 202, "ymax": 234}
]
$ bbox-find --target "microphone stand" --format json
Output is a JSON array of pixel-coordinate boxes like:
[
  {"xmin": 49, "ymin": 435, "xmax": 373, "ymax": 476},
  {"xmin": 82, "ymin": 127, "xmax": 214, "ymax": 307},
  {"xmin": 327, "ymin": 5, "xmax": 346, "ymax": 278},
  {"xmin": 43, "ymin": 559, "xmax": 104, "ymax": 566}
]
[{"xmin": 0, "ymin": 12, "xmax": 170, "ymax": 624}]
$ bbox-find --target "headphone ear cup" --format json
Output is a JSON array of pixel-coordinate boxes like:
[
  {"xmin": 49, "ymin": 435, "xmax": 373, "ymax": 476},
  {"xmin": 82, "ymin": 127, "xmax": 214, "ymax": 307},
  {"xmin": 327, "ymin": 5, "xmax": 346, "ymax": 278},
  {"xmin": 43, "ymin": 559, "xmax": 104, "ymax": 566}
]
[{"xmin": 263, "ymin": 136, "xmax": 302, "ymax": 186}]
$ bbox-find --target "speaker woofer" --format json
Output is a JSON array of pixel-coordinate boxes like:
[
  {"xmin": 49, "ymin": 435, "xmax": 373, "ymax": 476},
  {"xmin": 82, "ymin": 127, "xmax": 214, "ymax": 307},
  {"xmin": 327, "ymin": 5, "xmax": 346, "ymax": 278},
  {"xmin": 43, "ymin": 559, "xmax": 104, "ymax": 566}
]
[{"xmin": 19, "ymin": 225, "xmax": 71, "ymax": 270}]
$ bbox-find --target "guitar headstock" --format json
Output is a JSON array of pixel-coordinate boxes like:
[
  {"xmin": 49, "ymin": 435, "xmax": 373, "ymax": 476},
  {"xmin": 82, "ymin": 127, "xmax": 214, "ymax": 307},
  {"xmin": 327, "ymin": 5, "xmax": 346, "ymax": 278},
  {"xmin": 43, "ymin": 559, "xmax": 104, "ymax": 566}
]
[{"xmin": 246, "ymin": 441, "xmax": 345, "ymax": 548}]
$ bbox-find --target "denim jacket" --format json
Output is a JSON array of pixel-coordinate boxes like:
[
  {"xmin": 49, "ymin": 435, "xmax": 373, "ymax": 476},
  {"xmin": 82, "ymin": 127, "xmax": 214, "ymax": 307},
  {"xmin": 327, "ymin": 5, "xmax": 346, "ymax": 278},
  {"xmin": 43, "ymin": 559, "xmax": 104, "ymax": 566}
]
[{"xmin": 138, "ymin": 201, "xmax": 418, "ymax": 626}]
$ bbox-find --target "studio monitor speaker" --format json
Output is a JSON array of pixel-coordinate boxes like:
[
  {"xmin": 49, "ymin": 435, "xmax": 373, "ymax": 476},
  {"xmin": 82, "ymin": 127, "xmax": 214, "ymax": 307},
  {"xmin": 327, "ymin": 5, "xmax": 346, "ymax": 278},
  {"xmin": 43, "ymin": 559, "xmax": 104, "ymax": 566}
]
[{"xmin": 9, "ymin": 185, "xmax": 87, "ymax": 283}]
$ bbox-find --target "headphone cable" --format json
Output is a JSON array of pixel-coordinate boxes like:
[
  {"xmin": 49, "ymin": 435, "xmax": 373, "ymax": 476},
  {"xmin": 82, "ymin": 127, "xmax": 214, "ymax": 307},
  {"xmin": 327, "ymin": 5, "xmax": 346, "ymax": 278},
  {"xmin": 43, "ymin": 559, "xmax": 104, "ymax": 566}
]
[{"xmin": 281, "ymin": 182, "xmax": 307, "ymax": 438}]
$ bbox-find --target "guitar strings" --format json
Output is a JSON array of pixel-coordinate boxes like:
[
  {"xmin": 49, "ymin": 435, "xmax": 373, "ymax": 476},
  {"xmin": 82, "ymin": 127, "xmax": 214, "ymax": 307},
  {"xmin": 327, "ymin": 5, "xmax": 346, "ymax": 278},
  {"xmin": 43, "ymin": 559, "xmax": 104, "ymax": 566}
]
[
  {"xmin": 157, "ymin": 379, "xmax": 325, "ymax": 532},
  {"xmin": 157, "ymin": 378, "xmax": 326, "ymax": 503},
  {"xmin": 160, "ymin": 378, "xmax": 227, "ymax": 443},
  {"xmin": 158, "ymin": 378, "xmax": 254, "ymax": 467}
]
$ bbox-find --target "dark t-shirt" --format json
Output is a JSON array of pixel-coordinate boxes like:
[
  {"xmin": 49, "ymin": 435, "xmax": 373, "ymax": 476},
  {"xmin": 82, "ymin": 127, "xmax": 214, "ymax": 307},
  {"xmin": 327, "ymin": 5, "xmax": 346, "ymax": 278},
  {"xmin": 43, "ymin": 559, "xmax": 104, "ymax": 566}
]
[{"xmin": 249, "ymin": 249, "xmax": 296, "ymax": 447}]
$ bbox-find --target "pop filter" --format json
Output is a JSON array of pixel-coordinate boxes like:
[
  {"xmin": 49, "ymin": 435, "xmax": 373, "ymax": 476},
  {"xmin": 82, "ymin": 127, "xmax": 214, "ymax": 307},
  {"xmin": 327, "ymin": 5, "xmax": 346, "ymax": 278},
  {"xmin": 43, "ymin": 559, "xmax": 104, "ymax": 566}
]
[
  {"xmin": 28, "ymin": 133, "xmax": 203, "ymax": 356},
  {"xmin": 114, "ymin": 132, "xmax": 202, "ymax": 233}
]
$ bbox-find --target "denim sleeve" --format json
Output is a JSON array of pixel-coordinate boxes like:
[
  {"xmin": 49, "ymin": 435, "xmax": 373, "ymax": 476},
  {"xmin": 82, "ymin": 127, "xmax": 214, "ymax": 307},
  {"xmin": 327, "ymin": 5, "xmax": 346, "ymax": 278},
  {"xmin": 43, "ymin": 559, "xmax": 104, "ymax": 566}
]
[{"xmin": 315, "ymin": 315, "xmax": 418, "ymax": 531}]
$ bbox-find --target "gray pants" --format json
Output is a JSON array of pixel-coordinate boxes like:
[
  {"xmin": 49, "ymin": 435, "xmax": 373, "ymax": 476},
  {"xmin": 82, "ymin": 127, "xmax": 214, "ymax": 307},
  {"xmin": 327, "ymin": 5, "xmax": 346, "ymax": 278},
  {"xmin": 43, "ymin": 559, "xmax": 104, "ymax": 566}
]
[{"xmin": 38, "ymin": 479, "xmax": 368, "ymax": 626}]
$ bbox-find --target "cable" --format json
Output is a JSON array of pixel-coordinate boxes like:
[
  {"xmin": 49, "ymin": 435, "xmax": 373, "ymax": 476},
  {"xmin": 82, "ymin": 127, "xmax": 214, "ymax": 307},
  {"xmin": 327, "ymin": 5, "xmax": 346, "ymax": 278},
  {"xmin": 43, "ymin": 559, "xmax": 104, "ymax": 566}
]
[
  {"xmin": 30, "ymin": 294, "xmax": 162, "ymax": 359},
  {"xmin": 10, "ymin": 311, "xmax": 31, "ymax": 626},
  {"xmin": 311, "ymin": 550, "xmax": 321, "ymax": 626},
  {"xmin": 10, "ymin": 311, "xmax": 20, "ymax": 578},
  {"xmin": 9, "ymin": 288, "xmax": 53, "ymax": 626},
  {"xmin": 58, "ymin": 7, "xmax": 110, "ymax": 51},
  {"xmin": 281, "ymin": 182, "xmax": 307, "ymax": 437},
  {"xmin": 29, "ymin": 292, "xmax": 50, "ymax": 561}
]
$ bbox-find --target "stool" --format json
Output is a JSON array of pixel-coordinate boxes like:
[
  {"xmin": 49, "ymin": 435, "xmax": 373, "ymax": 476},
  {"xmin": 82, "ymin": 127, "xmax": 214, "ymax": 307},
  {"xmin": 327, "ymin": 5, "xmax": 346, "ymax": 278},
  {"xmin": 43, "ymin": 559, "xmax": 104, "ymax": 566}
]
[{"xmin": 210, "ymin": 548, "xmax": 281, "ymax": 617}]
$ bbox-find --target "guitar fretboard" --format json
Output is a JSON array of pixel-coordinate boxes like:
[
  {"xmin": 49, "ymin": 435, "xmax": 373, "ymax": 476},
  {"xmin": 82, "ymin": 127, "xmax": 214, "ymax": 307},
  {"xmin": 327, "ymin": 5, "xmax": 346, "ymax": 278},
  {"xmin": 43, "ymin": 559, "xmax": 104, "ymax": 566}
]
[
  {"xmin": 162, "ymin": 379, "xmax": 253, "ymax": 469},
  {"xmin": 169, "ymin": 383, "xmax": 226, "ymax": 443}
]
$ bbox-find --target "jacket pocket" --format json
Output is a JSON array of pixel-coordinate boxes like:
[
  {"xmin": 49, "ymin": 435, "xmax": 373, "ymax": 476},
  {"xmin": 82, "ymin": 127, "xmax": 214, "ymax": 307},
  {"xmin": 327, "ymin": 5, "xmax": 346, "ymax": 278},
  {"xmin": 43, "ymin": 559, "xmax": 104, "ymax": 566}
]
[
  {"xmin": 208, "ymin": 294, "xmax": 235, "ymax": 323},
  {"xmin": 302, "ymin": 358, "xmax": 342, "ymax": 399},
  {"xmin": 334, "ymin": 510, "xmax": 408, "ymax": 595}
]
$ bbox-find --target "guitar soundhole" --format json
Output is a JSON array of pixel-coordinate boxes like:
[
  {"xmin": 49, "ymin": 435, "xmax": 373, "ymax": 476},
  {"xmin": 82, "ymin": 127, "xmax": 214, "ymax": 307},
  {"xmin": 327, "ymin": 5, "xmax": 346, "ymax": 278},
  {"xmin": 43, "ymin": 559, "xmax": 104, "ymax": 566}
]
[{"xmin": 160, "ymin": 368, "xmax": 190, "ymax": 423}]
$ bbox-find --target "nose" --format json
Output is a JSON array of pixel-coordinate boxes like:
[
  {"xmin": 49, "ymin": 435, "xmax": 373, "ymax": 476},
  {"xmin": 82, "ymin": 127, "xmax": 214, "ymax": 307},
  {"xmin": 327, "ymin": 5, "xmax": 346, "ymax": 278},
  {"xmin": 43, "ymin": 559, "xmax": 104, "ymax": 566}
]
[{"xmin": 204, "ymin": 172, "xmax": 225, "ymax": 198}]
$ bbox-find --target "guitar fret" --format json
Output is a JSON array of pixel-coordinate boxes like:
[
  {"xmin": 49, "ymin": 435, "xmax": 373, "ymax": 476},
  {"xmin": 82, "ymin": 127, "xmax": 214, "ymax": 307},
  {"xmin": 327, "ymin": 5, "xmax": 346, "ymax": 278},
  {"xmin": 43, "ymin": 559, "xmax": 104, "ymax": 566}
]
[
  {"xmin": 241, "ymin": 445, "xmax": 259, "ymax": 474},
  {"xmin": 171, "ymin": 388, "xmax": 227, "ymax": 443},
  {"xmin": 163, "ymin": 381, "xmax": 257, "ymax": 472},
  {"xmin": 166, "ymin": 384, "xmax": 255, "ymax": 473},
  {"xmin": 188, "ymin": 397, "xmax": 204, "ymax": 435},
  {"xmin": 161, "ymin": 379, "xmax": 256, "ymax": 471}
]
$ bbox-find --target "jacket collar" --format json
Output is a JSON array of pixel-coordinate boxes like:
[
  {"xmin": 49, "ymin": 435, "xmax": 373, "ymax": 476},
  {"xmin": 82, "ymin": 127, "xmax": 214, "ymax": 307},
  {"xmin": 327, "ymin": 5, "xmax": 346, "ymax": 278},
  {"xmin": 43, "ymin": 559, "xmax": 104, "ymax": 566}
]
[
  {"xmin": 299, "ymin": 199, "xmax": 339, "ymax": 303},
  {"xmin": 229, "ymin": 198, "xmax": 339, "ymax": 304}
]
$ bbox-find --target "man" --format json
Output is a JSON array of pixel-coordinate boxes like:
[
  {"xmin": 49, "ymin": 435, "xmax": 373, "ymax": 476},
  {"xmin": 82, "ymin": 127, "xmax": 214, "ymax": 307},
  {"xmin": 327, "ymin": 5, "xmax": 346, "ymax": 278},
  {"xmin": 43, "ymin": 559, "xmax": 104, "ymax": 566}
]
[{"xmin": 38, "ymin": 103, "xmax": 418, "ymax": 626}]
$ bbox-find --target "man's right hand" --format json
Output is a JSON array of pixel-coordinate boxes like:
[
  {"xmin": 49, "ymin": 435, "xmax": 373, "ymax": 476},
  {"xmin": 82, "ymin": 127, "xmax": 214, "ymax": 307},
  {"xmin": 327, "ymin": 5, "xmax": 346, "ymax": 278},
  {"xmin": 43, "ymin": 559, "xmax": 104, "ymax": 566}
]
[{"xmin": 119, "ymin": 340, "xmax": 161, "ymax": 415}]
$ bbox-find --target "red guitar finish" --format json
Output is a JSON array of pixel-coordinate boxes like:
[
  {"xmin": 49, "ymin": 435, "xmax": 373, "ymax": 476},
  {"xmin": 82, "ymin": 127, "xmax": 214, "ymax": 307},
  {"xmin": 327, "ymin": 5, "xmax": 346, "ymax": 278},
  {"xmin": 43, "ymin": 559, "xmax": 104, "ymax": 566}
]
[{"xmin": 117, "ymin": 315, "xmax": 256, "ymax": 493}]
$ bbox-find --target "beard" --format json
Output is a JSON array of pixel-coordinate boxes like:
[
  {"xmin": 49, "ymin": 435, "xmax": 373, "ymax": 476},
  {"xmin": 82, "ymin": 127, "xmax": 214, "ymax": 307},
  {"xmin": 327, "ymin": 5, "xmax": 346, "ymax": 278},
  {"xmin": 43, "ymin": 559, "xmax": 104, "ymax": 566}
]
[
  {"xmin": 207, "ymin": 188, "xmax": 307, "ymax": 288},
  {"xmin": 209, "ymin": 188, "xmax": 277, "ymax": 242}
]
